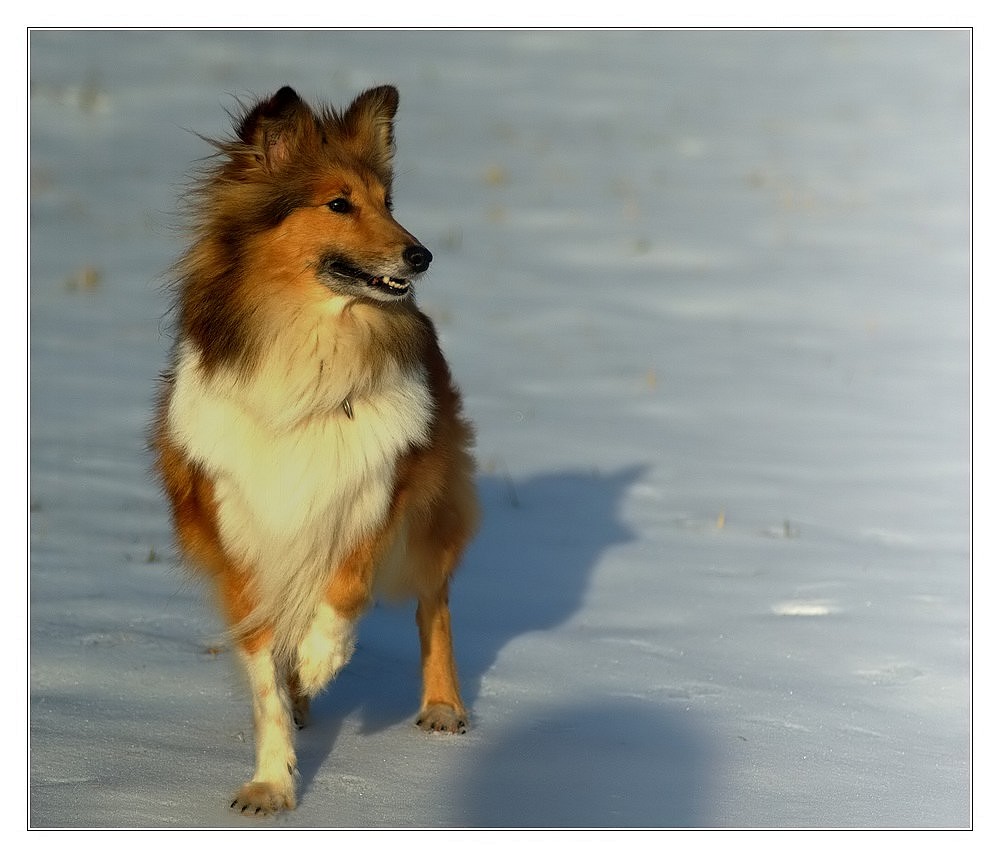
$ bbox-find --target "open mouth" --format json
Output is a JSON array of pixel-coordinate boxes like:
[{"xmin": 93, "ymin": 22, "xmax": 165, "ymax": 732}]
[{"xmin": 322, "ymin": 260, "xmax": 411, "ymax": 299}]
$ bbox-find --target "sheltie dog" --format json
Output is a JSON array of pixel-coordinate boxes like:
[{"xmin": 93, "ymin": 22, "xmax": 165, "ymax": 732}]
[{"xmin": 152, "ymin": 85, "xmax": 479, "ymax": 815}]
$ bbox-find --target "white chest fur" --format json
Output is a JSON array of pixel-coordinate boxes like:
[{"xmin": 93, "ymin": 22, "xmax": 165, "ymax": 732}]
[{"xmin": 166, "ymin": 339, "xmax": 433, "ymax": 581}]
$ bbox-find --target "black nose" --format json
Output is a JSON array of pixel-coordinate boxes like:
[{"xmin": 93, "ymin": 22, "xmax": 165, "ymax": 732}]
[{"xmin": 403, "ymin": 244, "xmax": 432, "ymax": 273}]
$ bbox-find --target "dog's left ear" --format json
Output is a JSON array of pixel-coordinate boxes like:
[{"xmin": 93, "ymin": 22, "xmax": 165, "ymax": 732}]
[
  {"xmin": 238, "ymin": 86, "xmax": 319, "ymax": 171},
  {"xmin": 340, "ymin": 85, "xmax": 400, "ymax": 186}
]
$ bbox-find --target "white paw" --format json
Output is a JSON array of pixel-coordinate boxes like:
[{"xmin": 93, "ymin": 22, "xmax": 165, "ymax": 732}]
[
  {"xmin": 230, "ymin": 779, "xmax": 296, "ymax": 816},
  {"xmin": 296, "ymin": 605, "xmax": 356, "ymax": 697}
]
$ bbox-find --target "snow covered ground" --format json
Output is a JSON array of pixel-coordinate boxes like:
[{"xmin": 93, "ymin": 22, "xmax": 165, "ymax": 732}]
[{"xmin": 28, "ymin": 29, "xmax": 970, "ymax": 829}]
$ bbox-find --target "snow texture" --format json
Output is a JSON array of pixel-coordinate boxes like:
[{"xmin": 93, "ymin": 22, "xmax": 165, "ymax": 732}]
[{"xmin": 29, "ymin": 30, "xmax": 969, "ymax": 829}]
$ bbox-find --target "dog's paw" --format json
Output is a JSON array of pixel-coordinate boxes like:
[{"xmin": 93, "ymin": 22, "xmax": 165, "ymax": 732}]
[
  {"xmin": 296, "ymin": 637, "xmax": 354, "ymax": 697},
  {"xmin": 416, "ymin": 703, "xmax": 468, "ymax": 734},
  {"xmin": 296, "ymin": 606, "xmax": 356, "ymax": 697},
  {"xmin": 230, "ymin": 780, "xmax": 296, "ymax": 816}
]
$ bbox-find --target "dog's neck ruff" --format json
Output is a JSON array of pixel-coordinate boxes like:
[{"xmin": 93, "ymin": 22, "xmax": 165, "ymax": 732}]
[{"xmin": 165, "ymin": 338, "xmax": 434, "ymax": 656}]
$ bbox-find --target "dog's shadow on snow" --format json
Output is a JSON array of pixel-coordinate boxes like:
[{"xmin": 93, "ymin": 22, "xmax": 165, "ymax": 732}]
[
  {"xmin": 297, "ymin": 465, "xmax": 710, "ymax": 824},
  {"xmin": 305, "ymin": 465, "xmax": 642, "ymax": 717}
]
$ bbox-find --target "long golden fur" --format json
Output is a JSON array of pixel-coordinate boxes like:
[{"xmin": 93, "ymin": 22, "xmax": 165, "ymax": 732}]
[{"xmin": 151, "ymin": 85, "xmax": 479, "ymax": 815}]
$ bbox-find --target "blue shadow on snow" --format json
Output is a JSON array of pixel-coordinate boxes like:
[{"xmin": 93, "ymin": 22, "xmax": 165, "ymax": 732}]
[{"xmin": 296, "ymin": 466, "xmax": 712, "ymax": 825}]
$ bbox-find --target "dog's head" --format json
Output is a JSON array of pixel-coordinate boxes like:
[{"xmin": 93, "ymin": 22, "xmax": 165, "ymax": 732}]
[{"xmin": 205, "ymin": 85, "xmax": 431, "ymax": 304}]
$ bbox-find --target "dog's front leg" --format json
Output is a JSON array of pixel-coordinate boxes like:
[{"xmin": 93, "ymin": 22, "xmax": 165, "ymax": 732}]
[
  {"xmin": 231, "ymin": 643, "xmax": 298, "ymax": 815},
  {"xmin": 292, "ymin": 533, "xmax": 379, "ymax": 706},
  {"xmin": 295, "ymin": 602, "xmax": 357, "ymax": 699}
]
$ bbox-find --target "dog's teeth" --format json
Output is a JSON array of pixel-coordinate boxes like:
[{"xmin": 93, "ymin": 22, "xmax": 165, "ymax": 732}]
[{"xmin": 365, "ymin": 273, "xmax": 409, "ymax": 294}]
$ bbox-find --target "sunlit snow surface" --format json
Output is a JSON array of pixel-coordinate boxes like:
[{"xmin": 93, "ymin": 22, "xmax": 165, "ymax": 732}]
[{"xmin": 29, "ymin": 30, "xmax": 969, "ymax": 828}]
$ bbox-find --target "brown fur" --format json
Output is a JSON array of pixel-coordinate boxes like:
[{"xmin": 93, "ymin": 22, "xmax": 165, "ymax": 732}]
[{"xmin": 151, "ymin": 85, "xmax": 479, "ymax": 815}]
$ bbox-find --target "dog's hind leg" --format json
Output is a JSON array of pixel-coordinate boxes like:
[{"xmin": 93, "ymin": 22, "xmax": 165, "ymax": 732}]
[
  {"xmin": 286, "ymin": 668, "xmax": 310, "ymax": 729},
  {"xmin": 410, "ymin": 451, "xmax": 479, "ymax": 734},
  {"xmin": 415, "ymin": 581, "xmax": 468, "ymax": 733}
]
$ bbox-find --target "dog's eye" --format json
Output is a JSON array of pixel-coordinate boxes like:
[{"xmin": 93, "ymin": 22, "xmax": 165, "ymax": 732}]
[{"xmin": 327, "ymin": 198, "xmax": 353, "ymax": 214}]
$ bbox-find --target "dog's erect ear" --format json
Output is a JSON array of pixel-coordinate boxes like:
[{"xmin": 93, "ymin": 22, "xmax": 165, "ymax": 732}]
[
  {"xmin": 339, "ymin": 85, "xmax": 400, "ymax": 185},
  {"xmin": 237, "ymin": 86, "xmax": 318, "ymax": 170}
]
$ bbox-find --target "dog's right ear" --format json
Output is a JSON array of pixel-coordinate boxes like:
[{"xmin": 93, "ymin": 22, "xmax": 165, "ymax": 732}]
[
  {"xmin": 339, "ymin": 85, "xmax": 400, "ymax": 188},
  {"xmin": 236, "ymin": 86, "xmax": 318, "ymax": 170}
]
